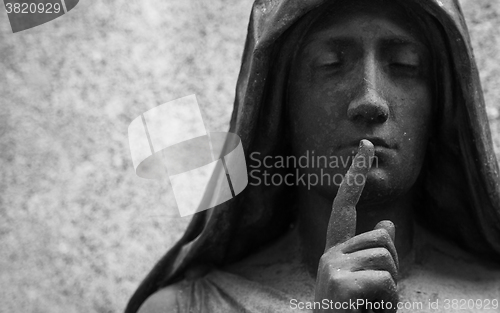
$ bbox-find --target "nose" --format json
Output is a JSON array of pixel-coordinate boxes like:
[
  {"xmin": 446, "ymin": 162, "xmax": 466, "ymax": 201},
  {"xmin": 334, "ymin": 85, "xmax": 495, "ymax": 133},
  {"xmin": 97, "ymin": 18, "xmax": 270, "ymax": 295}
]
[
  {"xmin": 347, "ymin": 61, "xmax": 390, "ymax": 124},
  {"xmin": 347, "ymin": 87, "xmax": 389, "ymax": 124}
]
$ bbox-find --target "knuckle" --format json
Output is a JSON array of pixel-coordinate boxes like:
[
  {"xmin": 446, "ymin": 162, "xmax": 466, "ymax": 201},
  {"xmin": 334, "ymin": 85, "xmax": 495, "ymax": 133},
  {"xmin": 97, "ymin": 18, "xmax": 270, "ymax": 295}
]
[
  {"xmin": 323, "ymin": 245, "xmax": 342, "ymax": 257},
  {"xmin": 328, "ymin": 269, "xmax": 344, "ymax": 282},
  {"xmin": 368, "ymin": 248, "xmax": 391, "ymax": 261},
  {"xmin": 379, "ymin": 248, "xmax": 392, "ymax": 259},
  {"xmin": 379, "ymin": 270, "xmax": 395, "ymax": 284},
  {"xmin": 319, "ymin": 252, "xmax": 333, "ymax": 265},
  {"xmin": 319, "ymin": 256, "xmax": 344, "ymax": 275},
  {"xmin": 328, "ymin": 272, "xmax": 360, "ymax": 294},
  {"xmin": 319, "ymin": 253, "xmax": 334, "ymax": 268},
  {"xmin": 376, "ymin": 228, "xmax": 391, "ymax": 242}
]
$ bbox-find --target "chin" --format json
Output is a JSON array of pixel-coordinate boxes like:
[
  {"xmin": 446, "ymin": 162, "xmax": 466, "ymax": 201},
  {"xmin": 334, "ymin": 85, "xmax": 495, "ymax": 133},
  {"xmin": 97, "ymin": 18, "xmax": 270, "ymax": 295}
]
[{"xmin": 358, "ymin": 168, "xmax": 411, "ymax": 206}]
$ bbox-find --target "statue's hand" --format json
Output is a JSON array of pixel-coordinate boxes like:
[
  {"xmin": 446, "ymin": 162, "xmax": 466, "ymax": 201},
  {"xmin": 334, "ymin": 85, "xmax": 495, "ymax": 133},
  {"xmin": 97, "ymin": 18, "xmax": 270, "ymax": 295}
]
[
  {"xmin": 315, "ymin": 221, "xmax": 399, "ymax": 312},
  {"xmin": 314, "ymin": 140, "xmax": 399, "ymax": 312}
]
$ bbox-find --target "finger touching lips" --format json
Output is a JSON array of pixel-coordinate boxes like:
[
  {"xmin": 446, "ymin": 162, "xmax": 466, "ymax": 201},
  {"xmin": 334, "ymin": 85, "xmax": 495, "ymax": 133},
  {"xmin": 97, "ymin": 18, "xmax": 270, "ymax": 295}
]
[{"xmin": 326, "ymin": 139, "xmax": 375, "ymax": 250}]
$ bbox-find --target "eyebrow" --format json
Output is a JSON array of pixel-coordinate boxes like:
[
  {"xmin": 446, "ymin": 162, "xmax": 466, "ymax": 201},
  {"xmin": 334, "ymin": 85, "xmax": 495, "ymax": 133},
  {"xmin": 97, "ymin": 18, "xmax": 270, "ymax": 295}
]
[
  {"xmin": 302, "ymin": 35, "xmax": 427, "ymax": 54},
  {"xmin": 379, "ymin": 36, "xmax": 430, "ymax": 59},
  {"xmin": 302, "ymin": 37, "xmax": 355, "ymax": 52},
  {"xmin": 379, "ymin": 36, "xmax": 427, "ymax": 51}
]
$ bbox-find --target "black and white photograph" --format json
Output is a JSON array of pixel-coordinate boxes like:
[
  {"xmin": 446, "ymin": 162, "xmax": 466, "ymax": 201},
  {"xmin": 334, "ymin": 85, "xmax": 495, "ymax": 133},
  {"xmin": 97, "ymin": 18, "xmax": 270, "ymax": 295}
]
[{"xmin": 1, "ymin": 0, "xmax": 500, "ymax": 312}]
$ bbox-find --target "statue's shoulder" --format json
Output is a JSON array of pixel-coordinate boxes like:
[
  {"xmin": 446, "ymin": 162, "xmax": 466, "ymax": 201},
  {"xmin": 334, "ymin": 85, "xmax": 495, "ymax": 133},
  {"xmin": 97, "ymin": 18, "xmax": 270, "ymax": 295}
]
[
  {"xmin": 137, "ymin": 265, "xmax": 213, "ymax": 313},
  {"xmin": 398, "ymin": 227, "xmax": 500, "ymax": 312},
  {"xmin": 137, "ymin": 265, "xmax": 299, "ymax": 313},
  {"xmin": 138, "ymin": 284, "xmax": 181, "ymax": 313},
  {"xmin": 399, "ymin": 260, "xmax": 500, "ymax": 313}
]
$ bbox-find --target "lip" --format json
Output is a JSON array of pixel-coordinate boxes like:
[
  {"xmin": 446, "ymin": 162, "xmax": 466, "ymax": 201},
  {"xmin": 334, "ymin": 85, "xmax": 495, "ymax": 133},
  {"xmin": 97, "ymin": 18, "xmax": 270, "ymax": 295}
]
[{"xmin": 349, "ymin": 138, "xmax": 395, "ymax": 149}]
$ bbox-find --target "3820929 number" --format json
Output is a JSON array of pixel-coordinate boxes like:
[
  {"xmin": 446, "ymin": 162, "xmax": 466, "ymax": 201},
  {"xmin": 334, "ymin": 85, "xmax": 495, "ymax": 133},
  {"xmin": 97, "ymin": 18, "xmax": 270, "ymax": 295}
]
[
  {"xmin": 4, "ymin": 2, "xmax": 61, "ymax": 14},
  {"xmin": 443, "ymin": 299, "xmax": 499, "ymax": 310}
]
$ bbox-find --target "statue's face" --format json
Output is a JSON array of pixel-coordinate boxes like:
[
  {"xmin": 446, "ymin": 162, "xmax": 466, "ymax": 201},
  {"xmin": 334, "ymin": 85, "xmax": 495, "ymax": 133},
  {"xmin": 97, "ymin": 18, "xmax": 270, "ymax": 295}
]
[{"xmin": 287, "ymin": 1, "xmax": 433, "ymax": 205}]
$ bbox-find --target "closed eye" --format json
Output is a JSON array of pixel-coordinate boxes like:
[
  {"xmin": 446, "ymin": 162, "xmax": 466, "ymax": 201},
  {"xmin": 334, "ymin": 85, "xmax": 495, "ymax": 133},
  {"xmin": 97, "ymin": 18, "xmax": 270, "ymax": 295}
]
[
  {"xmin": 390, "ymin": 63, "xmax": 419, "ymax": 69},
  {"xmin": 321, "ymin": 61, "xmax": 342, "ymax": 69},
  {"xmin": 388, "ymin": 47, "xmax": 421, "ymax": 72},
  {"xmin": 388, "ymin": 62, "xmax": 422, "ymax": 78},
  {"xmin": 316, "ymin": 51, "xmax": 342, "ymax": 68}
]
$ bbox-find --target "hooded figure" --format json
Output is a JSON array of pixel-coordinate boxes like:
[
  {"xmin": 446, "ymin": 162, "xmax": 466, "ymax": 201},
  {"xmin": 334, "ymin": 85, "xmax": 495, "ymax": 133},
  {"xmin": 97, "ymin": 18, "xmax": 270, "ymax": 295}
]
[{"xmin": 126, "ymin": 0, "xmax": 500, "ymax": 312}]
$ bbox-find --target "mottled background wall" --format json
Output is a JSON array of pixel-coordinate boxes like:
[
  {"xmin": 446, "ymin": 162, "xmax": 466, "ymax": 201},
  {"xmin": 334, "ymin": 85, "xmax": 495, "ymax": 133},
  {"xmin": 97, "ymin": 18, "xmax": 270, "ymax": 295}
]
[{"xmin": 0, "ymin": 0, "xmax": 499, "ymax": 312}]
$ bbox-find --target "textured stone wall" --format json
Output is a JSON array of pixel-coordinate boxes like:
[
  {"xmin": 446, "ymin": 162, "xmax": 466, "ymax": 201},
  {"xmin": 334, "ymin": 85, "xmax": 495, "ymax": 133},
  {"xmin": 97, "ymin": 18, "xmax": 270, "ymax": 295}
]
[{"xmin": 0, "ymin": 0, "xmax": 499, "ymax": 312}]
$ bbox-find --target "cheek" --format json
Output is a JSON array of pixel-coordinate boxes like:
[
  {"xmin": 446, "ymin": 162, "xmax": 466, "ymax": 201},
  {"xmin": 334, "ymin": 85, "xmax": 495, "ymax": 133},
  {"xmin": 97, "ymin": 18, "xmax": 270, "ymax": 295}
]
[
  {"xmin": 288, "ymin": 86, "xmax": 348, "ymax": 154},
  {"xmin": 288, "ymin": 71, "xmax": 341, "ymax": 144},
  {"xmin": 288, "ymin": 102, "xmax": 330, "ymax": 153},
  {"xmin": 396, "ymin": 84, "xmax": 433, "ymax": 157},
  {"xmin": 289, "ymin": 66, "xmax": 351, "ymax": 124}
]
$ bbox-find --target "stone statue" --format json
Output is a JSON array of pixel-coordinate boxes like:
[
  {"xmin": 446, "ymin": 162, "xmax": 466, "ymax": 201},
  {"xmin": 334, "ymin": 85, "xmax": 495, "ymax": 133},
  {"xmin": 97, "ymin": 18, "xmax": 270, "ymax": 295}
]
[{"xmin": 126, "ymin": 0, "xmax": 500, "ymax": 312}]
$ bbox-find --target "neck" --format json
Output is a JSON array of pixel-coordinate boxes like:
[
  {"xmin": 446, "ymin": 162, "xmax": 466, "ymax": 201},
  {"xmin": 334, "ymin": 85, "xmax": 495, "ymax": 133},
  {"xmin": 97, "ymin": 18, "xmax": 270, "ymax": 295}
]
[{"xmin": 296, "ymin": 186, "xmax": 414, "ymax": 276}]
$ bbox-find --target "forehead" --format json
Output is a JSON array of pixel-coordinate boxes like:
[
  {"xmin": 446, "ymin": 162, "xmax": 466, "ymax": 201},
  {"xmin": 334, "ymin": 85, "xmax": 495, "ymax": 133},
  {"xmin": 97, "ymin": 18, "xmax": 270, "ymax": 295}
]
[
  {"xmin": 305, "ymin": 0, "xmax": 425, "ymax": 46},
  {"xmin": 305, "ymin": 15, "xmax": 419, "ymax": 46}
]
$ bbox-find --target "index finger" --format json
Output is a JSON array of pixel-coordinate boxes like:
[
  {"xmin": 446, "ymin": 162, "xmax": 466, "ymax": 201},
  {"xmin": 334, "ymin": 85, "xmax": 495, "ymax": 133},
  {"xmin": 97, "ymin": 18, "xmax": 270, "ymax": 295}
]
[{"xmin": 325, "ymin": 139, "xmax": 375, "ymax": 251}]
